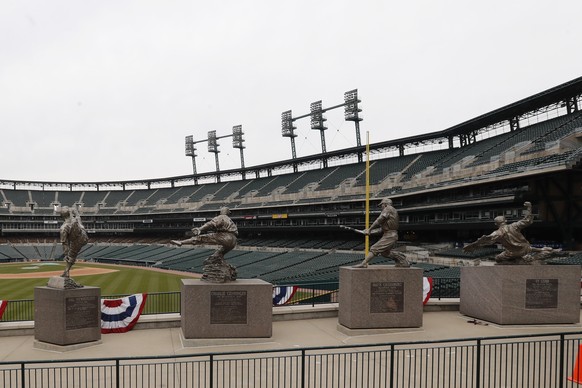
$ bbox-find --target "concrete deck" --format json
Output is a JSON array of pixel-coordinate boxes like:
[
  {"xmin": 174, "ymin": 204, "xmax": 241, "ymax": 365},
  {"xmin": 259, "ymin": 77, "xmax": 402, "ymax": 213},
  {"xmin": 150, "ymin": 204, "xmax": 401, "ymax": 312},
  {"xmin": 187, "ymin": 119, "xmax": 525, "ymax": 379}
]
[{"xmin": 1, "ymin": 302, "xmax": 582, "ymax": 363}]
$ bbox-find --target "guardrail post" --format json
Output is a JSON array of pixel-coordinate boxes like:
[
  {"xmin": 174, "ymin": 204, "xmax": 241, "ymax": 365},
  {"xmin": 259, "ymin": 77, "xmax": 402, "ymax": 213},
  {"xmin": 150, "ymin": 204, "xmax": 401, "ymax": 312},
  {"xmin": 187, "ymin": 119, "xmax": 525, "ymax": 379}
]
[
  {"xmin": 20, "ymin": 362, "xmax": 25, "ymax": 388},
  {"xmin": 301, "ymin": 349, "xmax": 306, "ymax": 388},
  {"xmin": 475, "ymin": 339, "xmax": 481, "ymax": 388},
  {"xmin": 209, "ymin": 354, "xmax": 214, "ymax": 388},
  {"xmin": 116, "ymin": 359, "xmax": 120, "ymax": 388},
  {"xmin": 559, "ymin": 334, "xmax": 565, "ymax": 388},
  {"xmin": 389, "ymin": 344, "xmax": 395, "ymax": 388}
]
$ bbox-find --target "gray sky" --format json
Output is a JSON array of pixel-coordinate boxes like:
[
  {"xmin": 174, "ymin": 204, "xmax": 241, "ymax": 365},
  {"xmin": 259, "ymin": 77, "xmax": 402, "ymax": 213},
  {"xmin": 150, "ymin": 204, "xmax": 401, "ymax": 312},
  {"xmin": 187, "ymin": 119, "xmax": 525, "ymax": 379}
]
[{"xmin": 1, "ymin": 0, "xmax": 581, "ymax": 183}]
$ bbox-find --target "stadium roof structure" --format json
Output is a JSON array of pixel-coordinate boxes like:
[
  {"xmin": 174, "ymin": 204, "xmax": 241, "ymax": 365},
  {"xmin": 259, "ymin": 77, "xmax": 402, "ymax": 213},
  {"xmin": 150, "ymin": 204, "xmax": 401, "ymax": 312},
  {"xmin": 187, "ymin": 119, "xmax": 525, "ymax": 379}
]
[{"xmin": 1, "ymin": 76, "xmax": 581, "ymax": 192}]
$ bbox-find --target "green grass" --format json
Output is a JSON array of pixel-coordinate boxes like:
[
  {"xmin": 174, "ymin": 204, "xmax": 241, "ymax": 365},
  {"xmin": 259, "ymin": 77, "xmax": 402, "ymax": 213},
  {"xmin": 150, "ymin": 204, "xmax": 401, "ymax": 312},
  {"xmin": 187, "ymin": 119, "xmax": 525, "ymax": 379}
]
[{"xmin": 0, "ymin": 262, "xmax": 199, "ymax": 300}]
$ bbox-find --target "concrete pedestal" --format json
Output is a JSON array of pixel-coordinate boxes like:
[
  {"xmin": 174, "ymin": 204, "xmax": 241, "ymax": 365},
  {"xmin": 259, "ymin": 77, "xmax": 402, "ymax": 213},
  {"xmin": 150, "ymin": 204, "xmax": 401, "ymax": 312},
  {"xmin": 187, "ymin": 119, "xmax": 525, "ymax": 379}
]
[
  {"xmin": 460, "ymin": 265, "xmax": 580, "ymax": 325},
  {"xmin": 181, "ymin": 279, "xmax": 272, "ymax": 339},
  {"xmin": 338, "ymin": 266, "xmax": 423, "ymax": 329},
  {"xmin": 34, "ymin": 286, "xmax": 101, "ymax": 346}
]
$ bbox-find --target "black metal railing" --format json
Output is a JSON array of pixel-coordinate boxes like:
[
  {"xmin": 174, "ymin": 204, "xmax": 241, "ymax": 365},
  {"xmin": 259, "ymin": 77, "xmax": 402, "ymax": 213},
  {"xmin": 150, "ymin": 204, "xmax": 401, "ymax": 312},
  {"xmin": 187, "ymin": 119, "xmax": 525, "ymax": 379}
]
[
  {"xmin": 431, "ymin": 277, "xmax": 461, "ymax": 298},
  {"xmin": 0, "ymin": 291, "xmax": 183, "ymax": 322},
  {"xmin": 1, "ymin": 332, "xmax": 582, "ymax": 387}
]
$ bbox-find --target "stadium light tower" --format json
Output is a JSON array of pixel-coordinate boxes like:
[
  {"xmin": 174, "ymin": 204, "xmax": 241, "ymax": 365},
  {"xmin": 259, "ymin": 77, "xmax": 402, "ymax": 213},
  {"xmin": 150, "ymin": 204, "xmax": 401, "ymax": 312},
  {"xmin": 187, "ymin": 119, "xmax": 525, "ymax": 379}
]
[
  {"xmin": 344, "ymin": 89, "xmax": 364, "ymax": 162},
  {"xmin": 310, "ymin": 100, "xmax": 328, "ymax": 168},
  {"xmin": 184, "ymin": 135, "xmax": 199, "ymax": 184},
  {"xmin": 208, "ymin": 130, "xmax": 221, "ymax": 182},
  {"xmin": 232, "ymin": 125, "xmax": 246, "ymax": 179},
  {"xmin": 281, "ymin": 110, "xmax": 299, "ymax": 172}
]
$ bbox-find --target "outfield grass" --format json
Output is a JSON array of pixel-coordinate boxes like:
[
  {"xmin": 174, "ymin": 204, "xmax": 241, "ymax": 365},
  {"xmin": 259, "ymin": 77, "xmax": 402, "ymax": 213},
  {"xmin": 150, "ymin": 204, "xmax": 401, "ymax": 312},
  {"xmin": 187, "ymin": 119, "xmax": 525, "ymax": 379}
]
[{"xmin": 0, "ymin": 262, "xmax": 199, "ymax": 300}]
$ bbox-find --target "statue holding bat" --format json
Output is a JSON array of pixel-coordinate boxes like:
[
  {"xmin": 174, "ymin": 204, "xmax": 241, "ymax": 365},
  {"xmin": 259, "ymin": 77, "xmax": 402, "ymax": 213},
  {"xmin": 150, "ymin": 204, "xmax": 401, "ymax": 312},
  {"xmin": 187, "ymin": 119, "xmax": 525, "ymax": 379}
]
[{"xmin": 342, "ymin": 198, "xmax": 410, "ymax": 268}]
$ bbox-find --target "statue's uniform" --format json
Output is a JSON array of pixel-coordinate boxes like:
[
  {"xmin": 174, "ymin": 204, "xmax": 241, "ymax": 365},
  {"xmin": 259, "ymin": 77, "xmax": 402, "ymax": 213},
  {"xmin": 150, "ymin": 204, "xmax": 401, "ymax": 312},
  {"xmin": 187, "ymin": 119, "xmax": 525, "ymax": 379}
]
[
  {"xmin": 368, "ymin": 205, "xmax": 409, "ymax": 266},
  {"xmin": 192, "ymin": 214, "xmax": 238, "ymax": 255}
]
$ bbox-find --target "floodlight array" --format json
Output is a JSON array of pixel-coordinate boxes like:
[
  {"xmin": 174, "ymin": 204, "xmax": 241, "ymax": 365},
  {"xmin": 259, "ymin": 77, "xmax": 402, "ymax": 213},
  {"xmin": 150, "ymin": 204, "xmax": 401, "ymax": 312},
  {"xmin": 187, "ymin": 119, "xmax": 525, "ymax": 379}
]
[
  {"xmin": 184, "ymin": 135, "xmax": 197, "ymax": 157},
  {"xmin": 207, "ymin": 130, "xmax": 219, "ymax": 153},
  {"xmin": 344, "ymin": 89, "xmax": 363, "ymax": 122},
  {"xmin": 281, "ymin": 110, "xmax": 296, "ymax": 138},
  {"xmin": 310, "ymin": 100, "xmax": 327, "ymax": 130},
  {"xmin": 232, "ymin": 125, "xmax": 245, "ymax": 149}
]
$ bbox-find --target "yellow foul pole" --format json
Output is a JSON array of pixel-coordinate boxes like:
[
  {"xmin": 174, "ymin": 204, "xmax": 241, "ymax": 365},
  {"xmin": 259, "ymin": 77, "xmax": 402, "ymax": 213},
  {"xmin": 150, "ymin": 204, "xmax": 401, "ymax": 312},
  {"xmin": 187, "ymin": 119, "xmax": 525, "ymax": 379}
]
[{"xmin": 364, "ymin": 131, "xmax": 370, "ymax": 256}]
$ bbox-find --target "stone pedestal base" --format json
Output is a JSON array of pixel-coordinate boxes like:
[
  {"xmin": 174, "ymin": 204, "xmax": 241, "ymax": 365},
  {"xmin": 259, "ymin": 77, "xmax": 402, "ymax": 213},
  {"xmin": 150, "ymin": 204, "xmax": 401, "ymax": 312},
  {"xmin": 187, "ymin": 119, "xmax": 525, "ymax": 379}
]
[
  {"xmin": 460, "ymin": 265, "xmax": 580, "ymax": 325},
  {"xmin": 181, "ymin": 279, "xmax": 272, "ymax": 339},
  {"xmin": 338, "ymin": 266, "xmax": 423, "ymax": 329},
  {"xmin": 34, "ymin": 286, "xmax": 101, "ymax": 346}
]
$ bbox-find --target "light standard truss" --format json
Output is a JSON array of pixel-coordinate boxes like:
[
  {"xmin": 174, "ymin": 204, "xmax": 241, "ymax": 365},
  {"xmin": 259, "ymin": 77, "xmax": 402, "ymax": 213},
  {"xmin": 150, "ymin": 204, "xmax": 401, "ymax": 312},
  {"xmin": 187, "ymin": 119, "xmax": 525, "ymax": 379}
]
[
  {"xmin": 281, "ymin": 89, "xmax": 364, "ymax": 167},
  {"xmin": 184, "ymin": 126, "xmax": 247, "ymax": 183}
]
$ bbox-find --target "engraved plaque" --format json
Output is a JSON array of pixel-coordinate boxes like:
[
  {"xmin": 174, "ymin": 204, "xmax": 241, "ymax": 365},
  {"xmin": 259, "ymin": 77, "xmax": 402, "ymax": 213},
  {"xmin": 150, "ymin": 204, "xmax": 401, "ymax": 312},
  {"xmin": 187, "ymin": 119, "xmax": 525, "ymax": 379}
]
[
  {"xmin": 65, "ymin": 296, "xmax": 99, "ymax": 330},
  {"xmin": 210, "ymin": 291, "xmax": 247, "ymax": 324},
  {"xmin": 525, "ymin": 279, "xmax": 558, "ymax": 309},
  {"xmin": 370, "ymin": 282, "xmax": 404, "ymax": 313}
]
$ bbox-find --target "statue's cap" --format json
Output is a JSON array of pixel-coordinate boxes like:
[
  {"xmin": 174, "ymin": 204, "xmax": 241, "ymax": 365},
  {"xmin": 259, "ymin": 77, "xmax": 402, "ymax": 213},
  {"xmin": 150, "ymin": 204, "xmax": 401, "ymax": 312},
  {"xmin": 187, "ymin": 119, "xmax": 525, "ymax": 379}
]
[{"xmin": 379, "ymin": 198, "xmax": 392, "ymax": 206}]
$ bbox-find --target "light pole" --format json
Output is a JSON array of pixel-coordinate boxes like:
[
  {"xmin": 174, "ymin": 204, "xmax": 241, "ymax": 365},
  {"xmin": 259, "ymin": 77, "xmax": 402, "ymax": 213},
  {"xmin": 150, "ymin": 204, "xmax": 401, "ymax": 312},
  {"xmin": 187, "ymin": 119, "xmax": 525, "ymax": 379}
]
[
  {"xmin": 281, "ymin": 110, "xmax": 298, "ymax": 173},
  {"xmin": 184, "ymin": 135, "xmax": 198, "ymax": 184},
  {"xmin": 232, "ymin": 125, "xmax": 246, "ymax": 179},
  {"xmin": 344, "ymin": 89, "xmax": 364, "ymax": 162},
  {"xmin": 310, "ymin": 100, "xmax": 328, "ymax": 168},
  {"xmin": 207, "ymin": 130, "xmax": 221, "ymax": 182}
]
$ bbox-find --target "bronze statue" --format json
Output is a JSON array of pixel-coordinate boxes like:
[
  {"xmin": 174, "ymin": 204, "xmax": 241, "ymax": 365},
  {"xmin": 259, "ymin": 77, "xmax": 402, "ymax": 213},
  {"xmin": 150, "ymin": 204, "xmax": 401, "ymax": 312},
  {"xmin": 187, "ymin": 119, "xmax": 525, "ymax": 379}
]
[
  {"xmin": 463, "ymin": 202, "xmax": 560, "ymax": 264},
  {"xmin": 345, "ymin": 198, "xmax": 410, "ymax": 268},
  {"xmin": 59, "ymin": 207, "xmax": 89, "ymax": 287},
  {"xmin": 171, "ymin": 207, "xmax": 238, "ymax": 282}
]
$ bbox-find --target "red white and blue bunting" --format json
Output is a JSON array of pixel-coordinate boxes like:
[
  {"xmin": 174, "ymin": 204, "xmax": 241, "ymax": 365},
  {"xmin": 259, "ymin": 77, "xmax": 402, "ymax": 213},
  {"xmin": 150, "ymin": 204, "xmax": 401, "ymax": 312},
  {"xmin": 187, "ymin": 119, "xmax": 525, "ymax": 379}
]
[
  {"xmin": 273, "ymin": 286, "xmax": 298, "ymax": 306},
  {"xmin": 423, "ymin": 277, "xmax": 433, "ymax": 305},
  {"xmin": 101, "ymin": 294, "xmax": 147, "ymax": 334},
  {"xmin": 0, "ymin": 300, "xmax": 7, "ymax": 320}
]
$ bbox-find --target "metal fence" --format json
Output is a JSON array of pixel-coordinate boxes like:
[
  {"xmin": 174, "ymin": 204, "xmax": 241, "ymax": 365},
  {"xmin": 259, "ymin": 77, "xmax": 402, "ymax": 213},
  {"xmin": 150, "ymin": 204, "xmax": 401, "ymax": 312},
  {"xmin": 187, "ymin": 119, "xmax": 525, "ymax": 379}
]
[
  {"xmin": 0, "ymin": 279, "xmax": 460, "ymax": 323},
  {"xmin": 1, "ymin": 332, "xmax": 582, "ymax": 387},
  {"xmin": 0, "ymin": 291, "xmax": 182, "ymax": 322}
]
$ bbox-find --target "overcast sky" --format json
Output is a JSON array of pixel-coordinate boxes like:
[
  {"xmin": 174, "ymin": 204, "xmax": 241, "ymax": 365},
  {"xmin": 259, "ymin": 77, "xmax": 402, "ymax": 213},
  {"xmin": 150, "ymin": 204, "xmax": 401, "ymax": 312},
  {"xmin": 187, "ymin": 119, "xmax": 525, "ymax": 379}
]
[{"xmin": 1, "ymin": 0, "xmax": 581, "ymax": 183}]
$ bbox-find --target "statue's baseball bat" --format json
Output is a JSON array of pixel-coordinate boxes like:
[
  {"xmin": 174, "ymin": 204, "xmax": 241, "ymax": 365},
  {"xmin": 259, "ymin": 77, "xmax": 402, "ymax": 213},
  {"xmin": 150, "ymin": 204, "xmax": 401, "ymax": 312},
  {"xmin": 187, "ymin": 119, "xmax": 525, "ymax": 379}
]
[{"xmin": 339, "ymin": 225, "xmax": 366, "ymax": 235}]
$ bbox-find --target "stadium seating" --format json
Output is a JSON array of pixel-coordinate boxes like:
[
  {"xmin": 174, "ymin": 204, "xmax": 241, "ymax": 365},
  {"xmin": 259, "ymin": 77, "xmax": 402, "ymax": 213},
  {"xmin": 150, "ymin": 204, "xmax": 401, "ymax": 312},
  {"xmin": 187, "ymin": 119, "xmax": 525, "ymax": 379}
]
[
  {"xmin": 232, "ymin": 176, "xmax": 276, "ymax": 198},
  {"xmin": 1, "ymin": 109, "xmax": 578, "ymax": 217},
  {"xmin": 211, "ymin": 180, "xmax": 251, "ymax": 201},
  {"xmin": 30, "ymin": 191, "xmax": 56, "ymax": 208},
  {"xmin": 80, "ymin": 191, "xmax": 108, "ymax": 207},
  {"xmin": 56, "ymin": 191, "xmax": 83, "ymax": 207},
  {"xmin": 316, "ymin": 164, "xmax": 365, "ymax": 190},
  {"xmin": 2, "ymin": 189, "xmax": 30, "ymax": 208},
  {"xmin": 521, "ymin": 112, "xmax": 582, "ymax": 155},
  {"xmin": 364, "ymin": 154, "xmax": 419, "ymax": 185}
]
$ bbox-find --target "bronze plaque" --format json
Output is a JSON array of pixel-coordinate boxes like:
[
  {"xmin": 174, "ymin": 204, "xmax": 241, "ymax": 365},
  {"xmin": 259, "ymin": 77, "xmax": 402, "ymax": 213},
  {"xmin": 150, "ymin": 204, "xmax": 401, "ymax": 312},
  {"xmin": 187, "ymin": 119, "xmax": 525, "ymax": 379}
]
[
  {"xmin": 65, "ymin": 296, "xmax": 99, "ymax": 330},
  {"xmin": 370, "ymin": 282, "xmax": 404, "ymax": 313},
  {"xmin": 210, "ymin": 291, "xmax": 247, "ymax": 324},
  {"xmin": 525, "ymin": 279, "xmax": 558, "ymax": 309}
]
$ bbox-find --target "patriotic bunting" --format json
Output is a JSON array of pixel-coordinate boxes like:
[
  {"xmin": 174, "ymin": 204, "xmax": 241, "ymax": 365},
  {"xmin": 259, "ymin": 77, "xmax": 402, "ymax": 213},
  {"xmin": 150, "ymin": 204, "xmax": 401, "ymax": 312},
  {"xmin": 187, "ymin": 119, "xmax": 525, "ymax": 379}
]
[
  {"xmin": 101, "ymin": 294, "xmax": 147, "ymax": 334},
  {"xmin": 0, "ymin": 277, "xmax": 434, "ymax": 328},
  {"xmin": 423, "ymin": 277, "xmax": 433, "ymax": 305},
  {"xmin": 0, "ymin": 300, "xmax": 7, "ymax": 320},
  {"xmin": 273, "ymin": 286, "xmax": 298, "ymax": 306}
]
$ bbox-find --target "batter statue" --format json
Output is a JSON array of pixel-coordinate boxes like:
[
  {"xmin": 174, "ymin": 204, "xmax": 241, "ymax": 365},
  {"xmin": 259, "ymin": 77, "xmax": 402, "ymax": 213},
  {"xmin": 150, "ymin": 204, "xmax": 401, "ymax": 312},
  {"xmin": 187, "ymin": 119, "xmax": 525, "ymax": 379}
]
[
  {"xmin": 346, "ymin": 198, "xmax": 410, "ymax": 268},
  {"xmin": 171, "ymin": 207, "xmax": 238, "ymax": 282},
  {"xmin": 463, "ymin": 202, "xmax": 561, "ymax": 265}
]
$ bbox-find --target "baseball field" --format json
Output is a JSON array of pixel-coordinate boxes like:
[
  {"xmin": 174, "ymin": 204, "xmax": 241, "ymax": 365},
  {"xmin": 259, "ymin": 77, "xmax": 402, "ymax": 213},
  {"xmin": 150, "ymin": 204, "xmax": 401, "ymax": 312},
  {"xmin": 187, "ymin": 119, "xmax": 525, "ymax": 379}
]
[{"xmin": 0, "ymin": 261, "xmax": 200, "ymax": 300}]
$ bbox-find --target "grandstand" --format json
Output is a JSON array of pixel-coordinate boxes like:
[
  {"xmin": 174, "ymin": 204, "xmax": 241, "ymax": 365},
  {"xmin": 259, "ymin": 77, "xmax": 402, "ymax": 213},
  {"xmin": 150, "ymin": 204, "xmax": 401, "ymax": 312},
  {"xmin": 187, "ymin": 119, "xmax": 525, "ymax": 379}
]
[{"xmin": 0, "ymin": 77, "xmax": 581, "ymax": 255}]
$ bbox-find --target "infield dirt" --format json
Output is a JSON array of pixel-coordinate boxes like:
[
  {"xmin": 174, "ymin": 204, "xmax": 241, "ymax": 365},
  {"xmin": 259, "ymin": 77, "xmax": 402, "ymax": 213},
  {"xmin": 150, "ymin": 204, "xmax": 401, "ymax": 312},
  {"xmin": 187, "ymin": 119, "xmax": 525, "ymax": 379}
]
[{"xmin": 0, "ymin": 267, "xmax": 118, "ymax": 279}]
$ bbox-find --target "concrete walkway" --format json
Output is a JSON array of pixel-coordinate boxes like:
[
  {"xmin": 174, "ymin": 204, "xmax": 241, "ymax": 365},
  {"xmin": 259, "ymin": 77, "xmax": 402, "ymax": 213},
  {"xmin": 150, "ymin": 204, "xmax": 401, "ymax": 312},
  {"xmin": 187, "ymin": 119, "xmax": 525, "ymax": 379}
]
[{"xmin": 1, "ymin": 305, "xmax": 582, "ymax": 363}]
